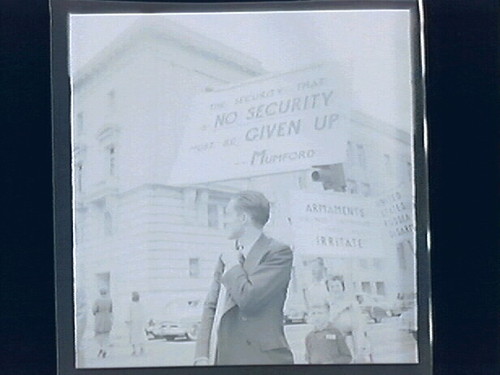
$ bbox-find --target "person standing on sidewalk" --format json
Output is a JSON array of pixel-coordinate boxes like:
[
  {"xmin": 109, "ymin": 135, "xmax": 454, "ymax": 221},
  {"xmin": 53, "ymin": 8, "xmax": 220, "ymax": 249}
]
[
  {"xmin": 92, "ymin": 288, "xmax": 113, "ymax": 358},
  {"xmin": 75, "ymin": 286, "xmax": 87, "ymax": 367},
  {"xmin": 305, "ymin": 302, "xmax": 352, "ymax": 364},
  {"xmin": 126, "ymin": 291, "xmax": 146, "ymax": 356}
]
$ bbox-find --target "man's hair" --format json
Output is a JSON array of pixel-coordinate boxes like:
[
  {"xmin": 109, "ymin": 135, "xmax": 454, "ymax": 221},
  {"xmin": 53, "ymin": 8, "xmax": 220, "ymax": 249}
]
[
  {"xmin": 310, "ymin": 257, "xmax": 325, "ymax": 267},
  {"xmin": 325, "ymin": 275, "xmax": 345, "ymax": 292},
  {"xmin": 233, "ymin": 190, "xmax": 270, "ymax": 228}
]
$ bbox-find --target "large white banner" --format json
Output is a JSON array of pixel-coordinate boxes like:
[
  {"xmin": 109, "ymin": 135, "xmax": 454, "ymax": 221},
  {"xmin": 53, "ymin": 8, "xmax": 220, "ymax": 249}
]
[
  {"xmin": 169, "ymin": 63, "xmax": 351, "ymax": 185},
  {"xmin": 288, "ymin": 190, "xmax": 388, "ymax": 258}
]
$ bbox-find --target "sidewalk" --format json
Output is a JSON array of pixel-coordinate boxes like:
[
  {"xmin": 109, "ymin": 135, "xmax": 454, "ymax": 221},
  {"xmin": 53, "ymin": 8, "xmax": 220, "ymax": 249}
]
[{"xmin": 77, "ymin": 320, "xmax": 417, "ymax": 368}]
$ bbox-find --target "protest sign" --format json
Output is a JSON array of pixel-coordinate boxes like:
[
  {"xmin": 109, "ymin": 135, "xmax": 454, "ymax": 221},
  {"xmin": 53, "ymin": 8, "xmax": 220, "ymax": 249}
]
[
  {"xmin": 169, "ymin": 63, "xmax": 350, "ymax": 185},
  {"xmin": 289, "ymin": 190, "xmax": 388, "ymax": 257}
]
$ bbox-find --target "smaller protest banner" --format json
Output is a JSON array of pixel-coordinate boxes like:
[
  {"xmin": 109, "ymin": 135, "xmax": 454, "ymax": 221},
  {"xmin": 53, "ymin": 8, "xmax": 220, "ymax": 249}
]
[
  {"xmin": 288, "ymin": 190, "xmax": 388, "ymax": 258},
  {"xmin": 375, "ymin": 184, "xmax": 416, "ymax": 244}
]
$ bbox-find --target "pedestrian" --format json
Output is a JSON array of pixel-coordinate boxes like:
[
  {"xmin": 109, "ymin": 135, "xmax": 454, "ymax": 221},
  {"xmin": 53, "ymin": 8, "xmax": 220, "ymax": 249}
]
[
  {"xmin": 303, "ymin": 257, "xmax": 330, "ymax": 311},
  {"xmin": 194, "ymin": 190, "xmax": 294, "ymax": 366},
  {"xmin": 326, "ymin": 275, "xmax": 372, "ymax": 363},
  {"xmin": 92, "ymin": 288, "xmax": 113, "ymax": 358},
  {"xmin": 126, "ymin": 291, "xmax": 146, "ymax": 356},
  {"xmin": 75, "ymin": 286, "xmax": 87, "ymax": 367},
  {"xmin": 305, "ymin": 302, "xmax": 352, "ymax": 364}
]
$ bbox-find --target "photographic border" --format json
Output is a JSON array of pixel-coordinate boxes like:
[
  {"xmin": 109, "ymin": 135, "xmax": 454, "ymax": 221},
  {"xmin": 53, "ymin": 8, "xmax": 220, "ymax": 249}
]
[{"xmin": 51, "ymin": 1, "xmax": 431, "ymax": 374}]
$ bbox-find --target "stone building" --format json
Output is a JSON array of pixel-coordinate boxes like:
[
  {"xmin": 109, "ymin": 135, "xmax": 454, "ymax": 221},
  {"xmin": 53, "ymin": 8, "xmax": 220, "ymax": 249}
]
[{"xmin": 72, "ymin": 19, "xmax": 416, "ymax": 336}]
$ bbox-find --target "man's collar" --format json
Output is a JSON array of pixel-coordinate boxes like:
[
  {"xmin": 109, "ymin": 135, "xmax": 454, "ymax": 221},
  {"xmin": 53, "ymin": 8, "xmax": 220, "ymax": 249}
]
[{"xmin": 237, "ymin": 231, "xmax": 263, "ymax": 258}]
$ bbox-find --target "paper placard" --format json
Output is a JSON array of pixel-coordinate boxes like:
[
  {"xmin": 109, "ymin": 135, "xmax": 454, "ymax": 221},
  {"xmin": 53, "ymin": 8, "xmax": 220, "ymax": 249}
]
[{"xmin": 169, "ymin": 63, "xmax": 350, "ymax": 185}]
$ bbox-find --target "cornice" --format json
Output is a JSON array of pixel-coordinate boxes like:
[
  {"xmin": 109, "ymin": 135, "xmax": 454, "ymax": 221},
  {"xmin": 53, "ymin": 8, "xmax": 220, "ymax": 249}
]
[{"xmin": 72, "ymin": 18, "xmax": 266, "ymax": 89}]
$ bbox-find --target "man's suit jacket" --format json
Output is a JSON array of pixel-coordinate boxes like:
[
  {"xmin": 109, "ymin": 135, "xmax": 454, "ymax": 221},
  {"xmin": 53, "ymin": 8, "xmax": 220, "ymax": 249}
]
[{"xmin": 195, "ymin": 234, "xmax": 294, "ymax": 365}]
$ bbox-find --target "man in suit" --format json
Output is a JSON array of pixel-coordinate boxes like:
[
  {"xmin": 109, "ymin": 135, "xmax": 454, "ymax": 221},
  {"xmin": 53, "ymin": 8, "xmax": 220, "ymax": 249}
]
[{"xmin": 194, "ymin": 190, "xmax": 294, "ymax": 366}]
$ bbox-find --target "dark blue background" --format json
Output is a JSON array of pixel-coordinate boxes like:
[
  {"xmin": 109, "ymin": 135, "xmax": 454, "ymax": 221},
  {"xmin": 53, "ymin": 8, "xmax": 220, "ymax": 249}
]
[{"xmin": 1, "ymin": 1, "xmax": 499, "ymax": 374}]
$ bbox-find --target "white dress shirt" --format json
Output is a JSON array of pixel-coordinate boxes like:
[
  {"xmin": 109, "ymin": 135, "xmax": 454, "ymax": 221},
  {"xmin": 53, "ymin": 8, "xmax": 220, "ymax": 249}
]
[{"xmin": 208, "ymin": 235, "xmax": 260, "ymax": 363}]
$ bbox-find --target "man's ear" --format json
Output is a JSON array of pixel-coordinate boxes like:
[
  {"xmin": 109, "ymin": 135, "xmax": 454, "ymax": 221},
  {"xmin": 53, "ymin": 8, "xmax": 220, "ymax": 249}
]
[{"xmin": 240, "ymin": 212, "xmax": 248, "ymax": 224}]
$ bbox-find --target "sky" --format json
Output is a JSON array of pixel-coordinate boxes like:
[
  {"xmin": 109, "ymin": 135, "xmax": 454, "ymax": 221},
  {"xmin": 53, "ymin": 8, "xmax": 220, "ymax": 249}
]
[{"xmin": 70, "ymin": 10, "xmax": 414, "ymax": 130}]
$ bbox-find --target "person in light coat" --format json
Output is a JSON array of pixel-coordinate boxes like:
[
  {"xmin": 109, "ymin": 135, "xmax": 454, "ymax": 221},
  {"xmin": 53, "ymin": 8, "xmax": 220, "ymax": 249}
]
[
  {"xmin": 126, "ymin": 291, "xmax": 146, "ymax": 356},
  {"xmin": 92, "ymin": 288, "xmax": 113, "ymax": 358}
]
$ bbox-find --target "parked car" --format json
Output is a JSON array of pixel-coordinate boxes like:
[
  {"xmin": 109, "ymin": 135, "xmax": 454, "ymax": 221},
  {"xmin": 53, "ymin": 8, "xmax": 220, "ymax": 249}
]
[
  {"xmin": 146, "ymin": 320, "xmax": 196, "ymax": 341},
  {"xmin": 283, "ymin": 303, "xmax": 307, "ymax": 324},
  {"xmin": 146, "ymin": 296, "xmax": 203, "ymax": 341}
]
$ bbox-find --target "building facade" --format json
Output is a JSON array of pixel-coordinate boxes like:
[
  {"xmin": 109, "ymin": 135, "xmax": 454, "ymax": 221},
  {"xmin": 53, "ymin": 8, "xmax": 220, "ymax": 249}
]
[{"xmin": 72, "ymin": 19, "xmax": 416, "ymax": 336}]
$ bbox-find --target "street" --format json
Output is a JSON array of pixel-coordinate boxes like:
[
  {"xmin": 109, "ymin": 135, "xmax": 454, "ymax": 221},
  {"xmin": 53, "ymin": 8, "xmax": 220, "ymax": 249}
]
[{"xmin": 80, "ymin": 317, "xmax": 417, "ymax": 368}]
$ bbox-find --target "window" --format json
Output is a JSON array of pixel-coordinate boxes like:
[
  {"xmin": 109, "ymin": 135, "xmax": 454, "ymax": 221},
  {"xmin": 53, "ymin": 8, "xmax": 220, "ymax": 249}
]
[
  {"xmin": 356, "ymin": 144, "xmax": 366, "ymax": 168},
  {"xmin": 76, "ymin": 163, "xmax": 83, "ymax": 192},
  {"xmin": 207, "ymin": 195, "xmax": 231, "ymax": 229},
  {"xmin": 358, "ymin": 258, "xmax": 368, "ymax": 269},
  {"xmin": 398, "ymin": 240, "xmax": 415, "ymax": 267},
  {"xmin": 78, "ymin": 211, "xmax": 86, "ymax": 243},
  {"xmin": 189, "ymin": 258, "xmax": 200, "ymax": 278},
  {"xmin": 107, "ymin": 146, "xmax": 116, "ymax": 176},
  {"xmin": 405, "ymin": 239, "xmax": 415, "ymax": 255},
  {"xmin": 75, "ymin": 218, "xmax": 84, "ymax": 243},
  {"xmin": 107, "ymin": 90, "xmax": 116, "ymax": 109},
  {"xmin": 346, "ymin": 179, "xmax": 358, "ymax": 194},
  {"xmin": 383, "ymin": 153, "xmax": 392, "ymax": 174},
  {"xmin": 361, "ymin": 182, "xmax": 371, "ymax": 197},
  {"xmin": 361, "ymin": 282, "xmax": 372, "ymax": 294},
  {"xmin": 397, "ymin": 241, "xmax": 407, "ymax": 269},
  {"xmin": 407, "ymin": 161, "xmax": 412, "ymax": 182},
  {"xmin": 346, "ymin": 141, "xmax": 355, "ymax": 165},
  {"xmin": 96, "ymin": 128, "xmax": 118, "ymax": 177},
  {"xmin": 76, "ymin": 112, "xmax": 84, "ymax": 134},
  {"xmin": 376, "ymin": 282, "xmax": 386, "ymax": 295},
  {"xmin": 104, "ymin": 211, "xmax": 113, "ymax": 236},
  {"xmin": 207, "ymin": 204, "xmax": 219, "ymax": 228}
]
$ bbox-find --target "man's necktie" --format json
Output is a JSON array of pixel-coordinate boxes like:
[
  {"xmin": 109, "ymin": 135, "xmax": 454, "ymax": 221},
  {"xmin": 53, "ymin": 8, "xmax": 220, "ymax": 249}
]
[
  {"xmin": 236, "ymin": 240, "xmax": 245, "ymax": 265},
  {"xmin": 209, "ymin": 241, "xmax": 244, "ymax": 364}
]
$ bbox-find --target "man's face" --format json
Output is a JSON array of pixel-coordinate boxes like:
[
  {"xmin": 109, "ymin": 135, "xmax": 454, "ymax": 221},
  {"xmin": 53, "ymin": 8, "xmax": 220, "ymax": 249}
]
[
  {"xmin": 224, "ymin": 199, "xmax": 245, "ymax": 240},
  {"xmin": 311, "ymin": 260, "xmax": 325, "ymax": 281}
]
